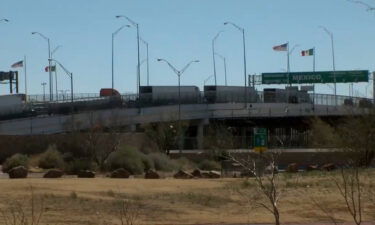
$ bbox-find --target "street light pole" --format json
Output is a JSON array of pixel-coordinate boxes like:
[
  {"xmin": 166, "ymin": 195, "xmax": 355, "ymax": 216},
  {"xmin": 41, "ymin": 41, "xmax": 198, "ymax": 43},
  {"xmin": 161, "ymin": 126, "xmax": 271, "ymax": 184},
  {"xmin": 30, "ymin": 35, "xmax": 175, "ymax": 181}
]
[
  {"xmin": 212, "ymin": 31, "xmax": 223, "ymax": 86},
  {"xmin": 51, "ymin": 45, "xmax": 62, "ymax": 101},
  {"xmin": 215, "ymin": 52, "xmax": 227, "ymax": 86},
  {"xmin": 41, "ymin": 82, "xmax": 46, "ymax": 102},
  {"xmin": 51, "ymin": 59, "xmax": 74, "ymax": 104},
  {"xmin": 32, "ymin": 32, "xmax": 53, "ymax": 101},
  {"xmin": 288, "ymin": 44, "xmax": 299, "ymax": 86},
  {"xmin": 157, "ymin": 58, "xmax": 199, "ymax": 121},
  {"xmin": 140, "ymin": 38, "xmax": 150, "ymax": 86},
  {"xmin": 157, "ymin": 58, "xmax": 199, "ymax": 153},
  {"xmin": 112, "ymin": 25, "xmax": 129, "ymax": 95},
  {"xmin": 224, "ymin": 22, "xmax": 247, "ymax": 104},
  {"xmin": 116, "ymin": 15, "xmax": 140, "ymax": 97},
  {"xmin": 204, "ymin": 75, "xmax": 214, "ymax": 87},
  {"xmin": 320, "ymin": 26, "xmax": 337, "ymax": 106}
]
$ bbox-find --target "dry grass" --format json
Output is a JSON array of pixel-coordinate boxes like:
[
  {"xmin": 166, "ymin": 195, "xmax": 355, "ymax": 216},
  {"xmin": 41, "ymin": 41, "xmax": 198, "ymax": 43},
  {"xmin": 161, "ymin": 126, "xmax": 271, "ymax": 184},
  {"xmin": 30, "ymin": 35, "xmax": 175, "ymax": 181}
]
[{"xmin": 0, "ymin": 171, "xmax": 374, "ymax": 224}]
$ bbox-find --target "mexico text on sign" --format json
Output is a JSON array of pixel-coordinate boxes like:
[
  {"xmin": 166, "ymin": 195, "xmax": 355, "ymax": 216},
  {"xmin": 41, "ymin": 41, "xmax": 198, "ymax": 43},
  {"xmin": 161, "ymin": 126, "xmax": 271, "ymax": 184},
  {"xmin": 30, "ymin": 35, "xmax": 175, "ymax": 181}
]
[{"xmin": 261, "ymin": 70, "xmax": 369, "ymax": 84}]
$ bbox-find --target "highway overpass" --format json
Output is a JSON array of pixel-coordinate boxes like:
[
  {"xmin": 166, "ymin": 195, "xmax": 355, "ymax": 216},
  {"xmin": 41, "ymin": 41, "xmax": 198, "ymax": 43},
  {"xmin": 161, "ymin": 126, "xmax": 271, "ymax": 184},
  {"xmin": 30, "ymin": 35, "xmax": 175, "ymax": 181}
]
[{"xmin": 0, "ymin": 101, "xmax": 368, "ymax": 136}]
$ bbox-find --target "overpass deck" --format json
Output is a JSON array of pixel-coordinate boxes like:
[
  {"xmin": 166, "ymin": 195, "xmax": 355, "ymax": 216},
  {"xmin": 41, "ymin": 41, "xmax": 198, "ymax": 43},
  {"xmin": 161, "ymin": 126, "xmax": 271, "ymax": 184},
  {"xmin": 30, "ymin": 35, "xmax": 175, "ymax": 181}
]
[{"xmin": 0, "ymin": 102, "xmax": 367, "ymax": 135}]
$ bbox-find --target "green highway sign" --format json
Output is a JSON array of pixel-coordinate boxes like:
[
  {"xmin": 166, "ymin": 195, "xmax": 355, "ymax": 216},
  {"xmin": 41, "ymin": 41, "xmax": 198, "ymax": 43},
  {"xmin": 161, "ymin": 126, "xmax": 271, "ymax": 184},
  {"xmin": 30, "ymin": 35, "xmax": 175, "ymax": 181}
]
[
  {"xmin": 261, "ymin": 70, "xmax": 369, "ymax": 84},
  {"xmin": 253, "ymin": 128, "xmax": 268, "ymax": 153}
]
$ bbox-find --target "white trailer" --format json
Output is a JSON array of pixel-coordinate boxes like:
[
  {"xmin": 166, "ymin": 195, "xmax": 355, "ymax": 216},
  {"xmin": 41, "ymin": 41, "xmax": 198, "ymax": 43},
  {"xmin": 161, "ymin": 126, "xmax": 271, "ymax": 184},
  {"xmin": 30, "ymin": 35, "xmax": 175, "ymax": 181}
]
[
  {"xmin": 204, "ymin": 85, "xmax": 259, "ymax": 103},
  {"xmin": 0, "ymin": 94, "xmax": 27, "ymax": 116},
  {"xmin": 140, "ymin": 86, "xmax": 201, "ymax": 105}
]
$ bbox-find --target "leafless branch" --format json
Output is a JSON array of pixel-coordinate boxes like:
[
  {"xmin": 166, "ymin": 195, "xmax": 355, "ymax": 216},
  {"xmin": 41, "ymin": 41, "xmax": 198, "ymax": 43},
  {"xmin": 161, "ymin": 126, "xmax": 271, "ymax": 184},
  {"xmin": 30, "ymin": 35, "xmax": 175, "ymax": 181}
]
[
  {"xmin": 311, "ymin": 197, "xmax": 339, "ymax": 225},
  {"xmin": 118, "ymin": 199, "xmax": 142, "ymax": 225},
  {"xmin": 348, "ymin": 0, "xmax": 375, "ymax": 11},
  {"xmin": 333, "ymin": 168, "xmax": 363, "ymax": 225},
  {"xmin": 229, "ymin": 152, "xmax": 282, "ymax": 225}
]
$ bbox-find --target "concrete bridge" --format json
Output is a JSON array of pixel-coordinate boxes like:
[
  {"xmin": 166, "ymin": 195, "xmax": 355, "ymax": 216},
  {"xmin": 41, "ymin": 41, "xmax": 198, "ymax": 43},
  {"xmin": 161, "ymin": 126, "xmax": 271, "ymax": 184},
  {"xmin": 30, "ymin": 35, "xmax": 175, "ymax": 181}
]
[{"xmin": 0, "ymin": 101, "xmax": 367, "ymax": 136}]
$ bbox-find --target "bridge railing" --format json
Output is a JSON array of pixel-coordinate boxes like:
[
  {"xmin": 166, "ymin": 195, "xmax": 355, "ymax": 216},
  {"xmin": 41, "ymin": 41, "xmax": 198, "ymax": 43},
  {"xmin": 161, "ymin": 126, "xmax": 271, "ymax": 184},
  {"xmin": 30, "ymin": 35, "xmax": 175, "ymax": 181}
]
[
  {"xmin": 24, "ymin": 91, "xmax": 373, "ymax": 117},
  {"xmin": 312, "ymin": 93, "xmax": 373, "ymax": 107}
]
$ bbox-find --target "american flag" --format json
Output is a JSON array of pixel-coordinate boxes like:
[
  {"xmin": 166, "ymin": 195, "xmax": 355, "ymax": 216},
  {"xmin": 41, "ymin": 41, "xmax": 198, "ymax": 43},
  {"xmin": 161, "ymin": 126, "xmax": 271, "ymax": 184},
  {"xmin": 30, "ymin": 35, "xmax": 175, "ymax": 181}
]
[
  {"xmin": 11, "ymin": 60, "xmax": 23, "ymax": 68},
  {"xmin": 273, "ymin": 43, "xmax": 288, "ymax": 51}
]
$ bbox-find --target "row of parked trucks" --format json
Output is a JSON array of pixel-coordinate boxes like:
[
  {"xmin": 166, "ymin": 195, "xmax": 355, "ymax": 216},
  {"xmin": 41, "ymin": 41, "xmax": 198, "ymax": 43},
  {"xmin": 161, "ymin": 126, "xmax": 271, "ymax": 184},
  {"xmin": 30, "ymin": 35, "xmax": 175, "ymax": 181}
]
[
  {"xmin": 134, "ymin": 85, "xmax": 312, "ymax": 105},
  {"xmin": 0, "ymin": 86, "xmax": 314, "ymax": 120}
]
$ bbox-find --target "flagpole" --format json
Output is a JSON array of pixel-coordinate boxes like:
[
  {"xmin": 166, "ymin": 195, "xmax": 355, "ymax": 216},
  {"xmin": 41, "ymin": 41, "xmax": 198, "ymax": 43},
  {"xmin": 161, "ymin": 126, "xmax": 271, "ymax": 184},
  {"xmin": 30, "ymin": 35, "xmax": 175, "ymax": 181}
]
[
  {"xmin": 55, "ymin": 64, "xmax": 58, "ymax": 101},
  {"xmin": 286, "ymin": 42, "xmax": 290, "ymax": 105},
  {"xmin": 24, "ymin": 55, "xmax": 27, "ymax": 101},
  {"xmin": 313, "ymin": 47, "xmax": 316, "ymax": 109},
  {"xmin": 287, "ymin": 42, "xmax": 290, "ymax": 86}
]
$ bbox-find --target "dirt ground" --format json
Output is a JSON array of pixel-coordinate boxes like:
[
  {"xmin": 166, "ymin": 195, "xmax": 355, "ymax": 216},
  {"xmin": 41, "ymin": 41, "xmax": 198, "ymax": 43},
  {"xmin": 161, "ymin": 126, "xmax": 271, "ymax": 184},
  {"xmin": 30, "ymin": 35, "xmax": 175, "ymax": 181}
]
[{"xmin": 0, "ymin": 172, "xmax": 374, "ymax": 225}]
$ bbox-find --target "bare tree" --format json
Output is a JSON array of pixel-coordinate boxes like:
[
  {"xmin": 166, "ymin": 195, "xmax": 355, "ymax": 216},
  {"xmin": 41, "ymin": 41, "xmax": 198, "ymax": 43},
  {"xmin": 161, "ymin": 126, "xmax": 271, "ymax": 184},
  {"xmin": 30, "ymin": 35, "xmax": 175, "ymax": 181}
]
[
  {"xmin": 80, "ymin": 111, "xmax": 122, "ymax": 171},
  {"xmin": 333, "ymin": 167, "xmax": 363, "ymax": 225},
  {"xmin": 204, "ymin": 123, "xmax": 236, "ymax": 150},
  {"xmin": 230, "ymin": 152, "xmax": 282, "ymax": 225},
  {"xmin": 310, "ymin": 116, "xmax": 372, "ymax": 225},
  {"xmin": 143, "ymin": 120, "xmax": 189, "ymax": 155}
]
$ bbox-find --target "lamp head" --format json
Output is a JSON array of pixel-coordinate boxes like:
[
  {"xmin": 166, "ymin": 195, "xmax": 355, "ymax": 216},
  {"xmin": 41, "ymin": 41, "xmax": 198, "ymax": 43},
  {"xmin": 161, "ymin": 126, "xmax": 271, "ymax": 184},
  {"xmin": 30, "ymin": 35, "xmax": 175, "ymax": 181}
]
[
  {"xmin": 157, "ymin": 58, "xmax": 163, "ymax": 61},
  {"xmin": 224, "ymin": 22, "xmax": 228, "ymax": 25},
  {"xmin": 3, "ymin": 19, "xmax": 9, "ymax": 22},
  {"xmin": 194, "ymin": 60, "xmax": 200, "ymax": 63},
  {"xmin": 115, "ymin": 15, "xmax": 122, "ymax": 18},
  {"xmin": 31, "ymin": 32, "xmax": 36, "ymax": 35}
]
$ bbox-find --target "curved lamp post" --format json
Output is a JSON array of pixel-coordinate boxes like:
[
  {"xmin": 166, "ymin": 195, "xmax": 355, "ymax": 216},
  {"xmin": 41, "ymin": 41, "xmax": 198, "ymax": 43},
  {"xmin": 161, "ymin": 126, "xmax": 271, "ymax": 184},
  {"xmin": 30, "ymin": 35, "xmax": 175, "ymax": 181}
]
[
  {"xmin": 157, "ymin": 58, "xmax": 199, "ymax": 153},
  {"xmin": 204, "ymin": 75, "xmax": 214, "ymax": 87},
  {"xmin": 224, "ymin": 21, "xmax": 248, "ymax": 106},
  {"xmin": 319, "ymin": 25, "xmax": 337, "ymax": 106},
  {"xmin": 51, "ymin": 59, "xmax": 73, "ymax": 104},
  {"xmin": 224, "ymin": 21, "xmax": 247, "ymax": 88},
  {"xmin": 116, "ymin": 15, "xmax": 141, "ymax": 96},
  {"xmin": 112, "ymin": 25, "xmax": 130, "ymax": 94},
  {"xmin": 51, "ymin": 45, "xmax": 62, "ymax": 101},
  {"xmin": 214, "ymin": 52, "xmax": 227, "ymax": 86},
  {"xmin": 140, "ymin": 37, "xmax": 150, "ymax": 86},
  {"xmin": 288, "ymin": 44, "xmax": 299, "ymax": 84},
  {"xmin": 32, "ymin": 31, "xmax": 53, "ymax": 101},
  {"xmin": 157, "ymin": 58, "xmax": 199, "ymax": 122},
  {"xmin": 41, "ymin": 82, "xmax": 47, "ymax": 102},
  {"xmin": 212, "ymin": 31, "xmax": 223, "ymax": 86}
]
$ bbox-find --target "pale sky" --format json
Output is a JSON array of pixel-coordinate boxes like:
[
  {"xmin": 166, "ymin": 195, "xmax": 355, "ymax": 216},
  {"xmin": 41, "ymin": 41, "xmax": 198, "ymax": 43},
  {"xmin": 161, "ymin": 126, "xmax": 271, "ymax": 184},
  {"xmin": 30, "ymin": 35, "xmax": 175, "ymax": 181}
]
[{"xmin": 0, "ymin": 0, "xmax": 374, "ymax": 97}]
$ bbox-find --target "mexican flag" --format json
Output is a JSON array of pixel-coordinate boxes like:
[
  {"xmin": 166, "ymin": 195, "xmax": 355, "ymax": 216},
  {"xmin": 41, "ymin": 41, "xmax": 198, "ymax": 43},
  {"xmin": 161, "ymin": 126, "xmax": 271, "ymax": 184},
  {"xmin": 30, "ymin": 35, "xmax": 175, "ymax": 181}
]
[
  {"xmin": 45, "ymin": 65, "xmax": 56, "ymax": 72},
  {"xmin": 301, "ymin": 48, "xmax": 314, "ymax": 56}
]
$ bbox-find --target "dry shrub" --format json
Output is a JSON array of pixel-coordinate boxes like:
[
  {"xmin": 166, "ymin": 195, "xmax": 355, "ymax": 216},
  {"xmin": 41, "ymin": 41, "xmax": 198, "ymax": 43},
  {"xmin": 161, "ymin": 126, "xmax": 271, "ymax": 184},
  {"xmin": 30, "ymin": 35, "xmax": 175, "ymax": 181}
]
[
  {"xmin": 106, "ymin": 146, "xmax": 152, "ymax": 174},
  {"xmin": 38, "ymin": 145, "xmax": 64, "ymax": 169},
  {"xmin": 148, "ymin": 152, "xmax": 177, "ymax": 172},
  {"xmin": 2, "ymin": 154, "xmax": 29, "ymax": 173},
  {"xmin": 118, "ymin": 199, "xmax": 143, "ymax": 225}
]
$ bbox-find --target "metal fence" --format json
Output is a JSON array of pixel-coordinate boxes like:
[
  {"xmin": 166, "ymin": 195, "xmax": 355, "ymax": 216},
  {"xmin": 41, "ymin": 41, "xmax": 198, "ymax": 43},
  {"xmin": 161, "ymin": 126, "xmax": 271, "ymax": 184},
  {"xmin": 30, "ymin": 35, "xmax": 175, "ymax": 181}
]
[{"xmin": 179, "ymin": 133, "xmax": 310, "ymax": 150}]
